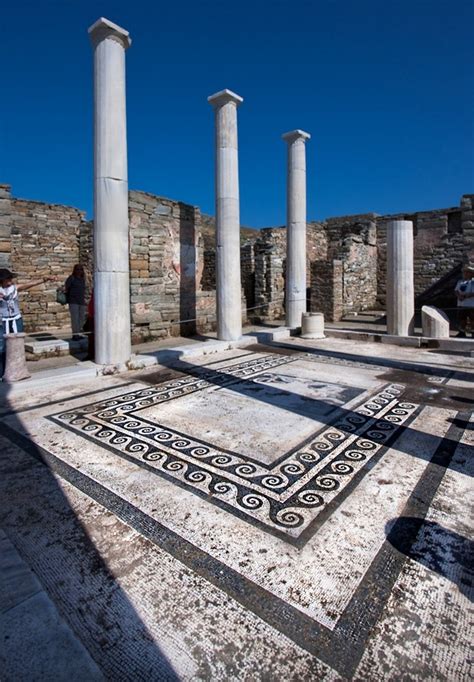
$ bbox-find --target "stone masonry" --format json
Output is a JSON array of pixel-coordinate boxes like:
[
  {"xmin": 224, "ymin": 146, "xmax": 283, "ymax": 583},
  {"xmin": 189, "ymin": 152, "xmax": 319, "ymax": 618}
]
[
  {"xmin": 0, "ymin": 182, "xmax": 471, "ymax": 333},
  {"xmin": 0, "ymin": 185, "xmax": 86, "ymax": 331}
]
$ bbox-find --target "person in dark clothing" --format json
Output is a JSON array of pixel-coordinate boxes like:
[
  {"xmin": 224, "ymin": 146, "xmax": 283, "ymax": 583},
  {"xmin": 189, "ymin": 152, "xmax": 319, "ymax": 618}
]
[{"xmin": 65, "ymin": 264, "xmax": 86, "ymax": 340}]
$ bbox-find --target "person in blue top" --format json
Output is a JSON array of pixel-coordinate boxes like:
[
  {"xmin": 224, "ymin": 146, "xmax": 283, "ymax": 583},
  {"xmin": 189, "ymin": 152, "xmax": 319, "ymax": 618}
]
[{"xmin": 0, "ymin": 268, "xmax": 51, "ymax": 378}]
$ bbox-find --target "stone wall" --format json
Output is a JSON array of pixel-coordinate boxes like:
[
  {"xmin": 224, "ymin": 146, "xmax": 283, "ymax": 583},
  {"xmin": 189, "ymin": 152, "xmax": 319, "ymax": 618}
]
[
  {"xmin": 254, "ymin": 201, "xmax": 470, "ymax": 322},
  {"xmin": 0, "ymin": 185, "xmax": 87, "ymax": 331},
  {"xmin": 324, "ymin": 215, "xmax": 378, "ymax": 316},
  {"xmin": 461, "ymin": 194, "xmax": 474, "ymax": 263},
  {"xmin": 310, "ymin": 260, "xmax": 343, "ymax": 321},
  {"xmin": 252, "ymin": 224, "xmax": 327, "ymax": 321},
  {"xmin": 1, "ymin": 181, "xmax": 471, "ymax": 337},
  {"xmin": 0, "ymin": 185, "xmax": 218, "ymax": 340},
  {"xmin": 127, "ymin": 190, "xmax": 216, "ymax": 342},
  {"xmin": 0, "ymin": 185, "xmax": 12, "ymax": 269},
  {"xmin": 241, "ymin": 242, "xmax": 255, "ymax": 311},
  {"xmin": 376, "ymin": 207, "xmax": 465, "ymax": 308},
  {"xmin": 253, "ymin": 217, "xmax": 377, "ymax": 322}
]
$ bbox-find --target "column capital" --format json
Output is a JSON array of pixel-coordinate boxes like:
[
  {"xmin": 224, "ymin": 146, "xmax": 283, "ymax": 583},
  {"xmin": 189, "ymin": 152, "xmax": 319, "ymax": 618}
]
[
  {"xmin": 88, "ymin": 17, "xmax": 131, "ymax": 49},
  {"xmin": 282, "ymin": 129, "xmax": 311, "ymax": 143},
  {"xmin": 208, "ymin": 89, "xmax": 243, "ymax": 108}
]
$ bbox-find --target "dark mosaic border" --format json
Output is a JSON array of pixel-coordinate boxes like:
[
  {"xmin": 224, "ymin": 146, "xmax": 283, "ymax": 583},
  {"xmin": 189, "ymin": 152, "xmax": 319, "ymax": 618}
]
[
  {"xmin": 46, "ymin": 352, "xmax": 418, "ymax": 540},
  {"xmin": 1, "ymin": 411, "xmax": 469, "ymax": 677}
]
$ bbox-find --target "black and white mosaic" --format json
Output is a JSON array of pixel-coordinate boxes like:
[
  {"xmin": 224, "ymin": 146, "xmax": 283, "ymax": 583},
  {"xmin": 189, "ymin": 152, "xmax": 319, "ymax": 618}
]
[{"xmin": 50, "ymin": 353, "xmax": 418, "ymax": 539}]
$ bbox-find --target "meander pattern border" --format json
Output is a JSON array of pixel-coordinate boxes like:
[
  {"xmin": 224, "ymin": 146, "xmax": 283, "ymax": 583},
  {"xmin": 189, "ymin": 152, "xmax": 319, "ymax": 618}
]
[{"xmin": 49, "ymin": 353, "xmax": 418, "ymax": 538}]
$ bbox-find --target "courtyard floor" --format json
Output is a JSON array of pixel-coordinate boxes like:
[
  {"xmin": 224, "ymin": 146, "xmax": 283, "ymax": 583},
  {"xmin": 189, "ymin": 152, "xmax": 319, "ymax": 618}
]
[{"xmin": 1, "ymin": 336, "xmax": 473, "ymax": 680}]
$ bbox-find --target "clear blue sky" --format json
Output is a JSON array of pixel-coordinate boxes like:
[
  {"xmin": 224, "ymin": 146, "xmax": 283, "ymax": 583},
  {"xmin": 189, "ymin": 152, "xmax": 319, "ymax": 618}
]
[{"xmin": 1, "ymin": 0, "xmax": 473, "ymax": 226}]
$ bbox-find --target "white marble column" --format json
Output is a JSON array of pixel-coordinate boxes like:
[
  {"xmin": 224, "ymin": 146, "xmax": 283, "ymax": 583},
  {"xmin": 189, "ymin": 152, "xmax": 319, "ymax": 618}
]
[
  {"xmin": 208, "ymin": 89, "xmax": 243, "ymax": 341},
  {"xmin": 282, "ymin": 130, "xmax": 311, "ymax": 329},
  {"xmin": 386, "ymin": 220, "xmax": 415, "ymax": 336},
  {"xmin": 89, "ymin": 17, "xmax": 132, "ymax": 366}
]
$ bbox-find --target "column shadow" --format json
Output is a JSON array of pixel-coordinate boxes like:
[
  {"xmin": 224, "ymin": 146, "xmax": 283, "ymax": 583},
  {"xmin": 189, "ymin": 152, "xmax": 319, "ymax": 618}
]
[
  {"xmin": 158, "ymin": 354, "xmax": 473, "ymax": 478},
  {"xmin": 0, "ymin": 380, "xmax": 179, "ymax": 680},
  {"xmin": 265, "ymin": 338, "xmax": 474, "ymax": 384},
  {"xmin": 179, "ymin": 204, "xmax": 197, "ymax": 337},
  {"xmin": 386, "ymin": 517, "xmax": 474, "ymax": 602}
]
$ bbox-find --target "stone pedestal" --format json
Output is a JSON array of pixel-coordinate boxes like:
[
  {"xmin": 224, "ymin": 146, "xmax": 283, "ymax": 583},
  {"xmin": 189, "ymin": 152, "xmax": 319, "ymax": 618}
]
[
  {"xmin": 422, "ymin": 306, "xmax": 450, "ymax": 338},
  {"xmin": 282, "ymin": 130, "xmax": 311, "ymax": 329},
  {"xmin": 89, "ymin": 17, "xmax": 132, "ymax": 366},
  {"xmin": 208, "ymin": 89, "xmax": 243, "ymax": 341},
  {"xmin": 3, "ymin": 333, "xmax": 30, "ymax": 382},
  {"xmin": 301, "ymin": 312, "xmax": 325, "ymax": 339},
  {"xmin": 386, "ymin": 220, "xmax": 414, "ymax": 336}
]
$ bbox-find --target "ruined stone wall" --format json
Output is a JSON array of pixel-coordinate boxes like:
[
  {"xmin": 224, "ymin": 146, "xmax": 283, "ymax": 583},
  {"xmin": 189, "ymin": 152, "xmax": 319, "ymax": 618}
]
[
  {"xmin": 241, "ymin": 242, "xmax": 255, "ymax": 310},
  {"xmin": 310, "ymin": 260, "xmax": 344, "ymax": 321},
  {"xmin": 127, "ymin": 190, "xmax": 216, "ymax": 342},
  {"xmin": 324, "ymin": 215, "xmax": 378, "ymax": 316},
  {"xmin": 2, "ymin": 186, "xmax": 87, "ymax": 332},
  {"xmin": 0, "ymin": 185, "xmax": 218, "ymax": 340},
  {"xmin": 253, "ymin": 228, "xmax": 286, "ymax": 320},
  {"xmin": 461, "ymin": 194, "xmax": 474, "ymax": 263},
  {"xmin": 253, "ymin": 218, "xmax": 376, "ymax": 322},
  {"xmin": 0, "ymin": 185, "xmax": 12, "ymax": 269},
  {"xmin": 253, "ymin": 224, "xmax": 327, "ymax": 321},
  {"xmin": 376, "ymin": 207, "xmax": 465, "ymax": 308},
  {"xmin": 1, "ymin": 181, "xmax": 471, "ymax": 337}
]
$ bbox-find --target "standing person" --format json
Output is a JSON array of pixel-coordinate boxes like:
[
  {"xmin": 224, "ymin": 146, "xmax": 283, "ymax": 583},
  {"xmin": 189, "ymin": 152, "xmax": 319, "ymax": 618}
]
[
  {"xmin": 65, "ymin": 264, "xmax": 86, "ymax": 341},
  {"xmin": 0, "ymin": 268, "xmax": 51, "ymax": 378},
  {"xmin": 455, "ymin": 264, "xmax": 474, "ymax": 337}
]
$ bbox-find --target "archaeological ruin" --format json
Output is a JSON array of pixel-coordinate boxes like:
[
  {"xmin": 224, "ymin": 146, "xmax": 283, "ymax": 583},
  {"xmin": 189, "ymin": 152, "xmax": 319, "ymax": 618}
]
[
  {"xmin": 1, "ymin": 185, "xmax": 472, "ymax": 343},
  {"xmin": 0, "ymin": 16, "xmax": 472, "ymax": 365}
]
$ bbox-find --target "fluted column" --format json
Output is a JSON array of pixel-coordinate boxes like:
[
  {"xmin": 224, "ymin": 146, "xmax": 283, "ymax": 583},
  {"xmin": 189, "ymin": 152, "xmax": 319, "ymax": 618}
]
[
  {"xmin": 89, "ymin": 17, "xmax": 132, "ymax": 366},
  {"xmin": 282, "ymin": 130, "xmax": 310, "ymax": 328},
  {"xmin": 386, "ymin": 220, "xmax": 414, "ymax": 336},
  {"xmin": 208, "ymin": 89, "xmax": 243, "ymax": 341}
]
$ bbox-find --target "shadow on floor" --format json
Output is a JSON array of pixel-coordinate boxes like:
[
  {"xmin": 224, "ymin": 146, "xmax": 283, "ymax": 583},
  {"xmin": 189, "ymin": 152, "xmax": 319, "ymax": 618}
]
[
  {"xmin": 268, "ymin": 338, "xmax": 474, "ymax": 384},
  {"xmin": 0, "ymin": 380, "xmax": 179, "ymax": 680},
  {"xmin": 157, "ymin": 351, "xmax": 473, "ymax": 478},
  {"xmin": 386, "ymin": 517, "xmax": 474, "ymax": 602}
]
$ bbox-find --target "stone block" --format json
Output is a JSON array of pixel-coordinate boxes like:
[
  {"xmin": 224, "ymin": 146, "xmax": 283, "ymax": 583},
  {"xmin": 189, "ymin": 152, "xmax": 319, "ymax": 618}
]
[
  {"xmin": 130, "ymin": 259, "xmax": 148, "ymax": 270},
  {"xmin": 301, "ymin": 312, "xmax": 325, "ymax": 339},
  {"xmin": 421, "ymin": 306, "xmax": 450, "ymax": 338}
]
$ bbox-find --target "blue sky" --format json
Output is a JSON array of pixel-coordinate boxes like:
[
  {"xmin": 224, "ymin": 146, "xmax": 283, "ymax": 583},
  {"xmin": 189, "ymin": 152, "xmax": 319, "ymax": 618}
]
[{"xmin": 1, "ymin": 0, "xmax": 473, "ymax": 226}]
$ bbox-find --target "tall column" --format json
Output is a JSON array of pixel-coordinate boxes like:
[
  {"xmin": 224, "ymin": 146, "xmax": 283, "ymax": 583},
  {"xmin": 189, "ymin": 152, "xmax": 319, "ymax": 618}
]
[
  {"xmin": 386, "ymin": 220, "xmax": 414, "ymax": 336},
  {"xmin": 208, "ymin": 89, "xmax": 243, "ymax": 341},
  {"xmin": 89, "ymin": 17, "xmax": 132, "ymax": 366},
  {"xmin": 282, "ymin": 130, "xmax": 311, "ymax": 328}
]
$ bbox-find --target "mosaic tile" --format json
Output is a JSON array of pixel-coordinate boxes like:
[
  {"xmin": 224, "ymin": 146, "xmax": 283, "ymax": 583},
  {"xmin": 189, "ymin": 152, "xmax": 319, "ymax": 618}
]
[{"xmin": 49, "ymin": 353, "xmax": 417, "ymax": 539}]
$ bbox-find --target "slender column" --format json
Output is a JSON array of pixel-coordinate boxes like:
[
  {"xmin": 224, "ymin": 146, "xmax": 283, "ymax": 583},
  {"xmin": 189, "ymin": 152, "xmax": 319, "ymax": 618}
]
[
  {"xmin": 282, "ymin": 130, "xmax": 310, "ymax": 328},
  {"xmin": 89, "ymin": 17, "xmax": 131, "ymax": 366},
  {"xmin": 386, "ymin": 220, "xmax": 414, "ymax": 336},
  {"xmin": 208, "ymin": 89, "xmax": 243, "ymax": 341}
]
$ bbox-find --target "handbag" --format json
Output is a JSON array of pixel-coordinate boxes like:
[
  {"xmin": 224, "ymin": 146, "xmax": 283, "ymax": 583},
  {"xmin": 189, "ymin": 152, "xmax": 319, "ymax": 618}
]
[{"xmin": 56, "ymin": 287, "xmax": 67, "ymax": 305}]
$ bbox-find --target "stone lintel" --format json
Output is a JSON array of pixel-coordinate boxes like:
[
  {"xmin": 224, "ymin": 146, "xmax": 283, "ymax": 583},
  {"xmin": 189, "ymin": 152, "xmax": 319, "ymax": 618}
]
[
  {"xmin": 282, "ymin": 129, "xmax": 311, "ymax": 143},
  {"xmin": 88, "ymin": 17, "xmax": 131, "ymax": 49},
  {"xmin": 208, "ymin": 89, "xmax": 243, "ymax": 108}
]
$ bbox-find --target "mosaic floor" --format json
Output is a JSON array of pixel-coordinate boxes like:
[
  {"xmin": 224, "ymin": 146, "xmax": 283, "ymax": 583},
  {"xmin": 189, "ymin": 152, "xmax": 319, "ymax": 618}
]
[{"xmin": 1, "ymin": 341, "xmax": 473, "ymax": 680}]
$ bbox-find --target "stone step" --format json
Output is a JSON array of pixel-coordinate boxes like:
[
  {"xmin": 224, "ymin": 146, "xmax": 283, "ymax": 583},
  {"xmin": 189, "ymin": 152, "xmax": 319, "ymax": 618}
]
[
  {"xmin": 325, "ymin": 328, "xmax": 474, "ymax": 351},
  {"xmin": 25, "ymin": 332, "xmax": 88, "ymax": 359}
]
